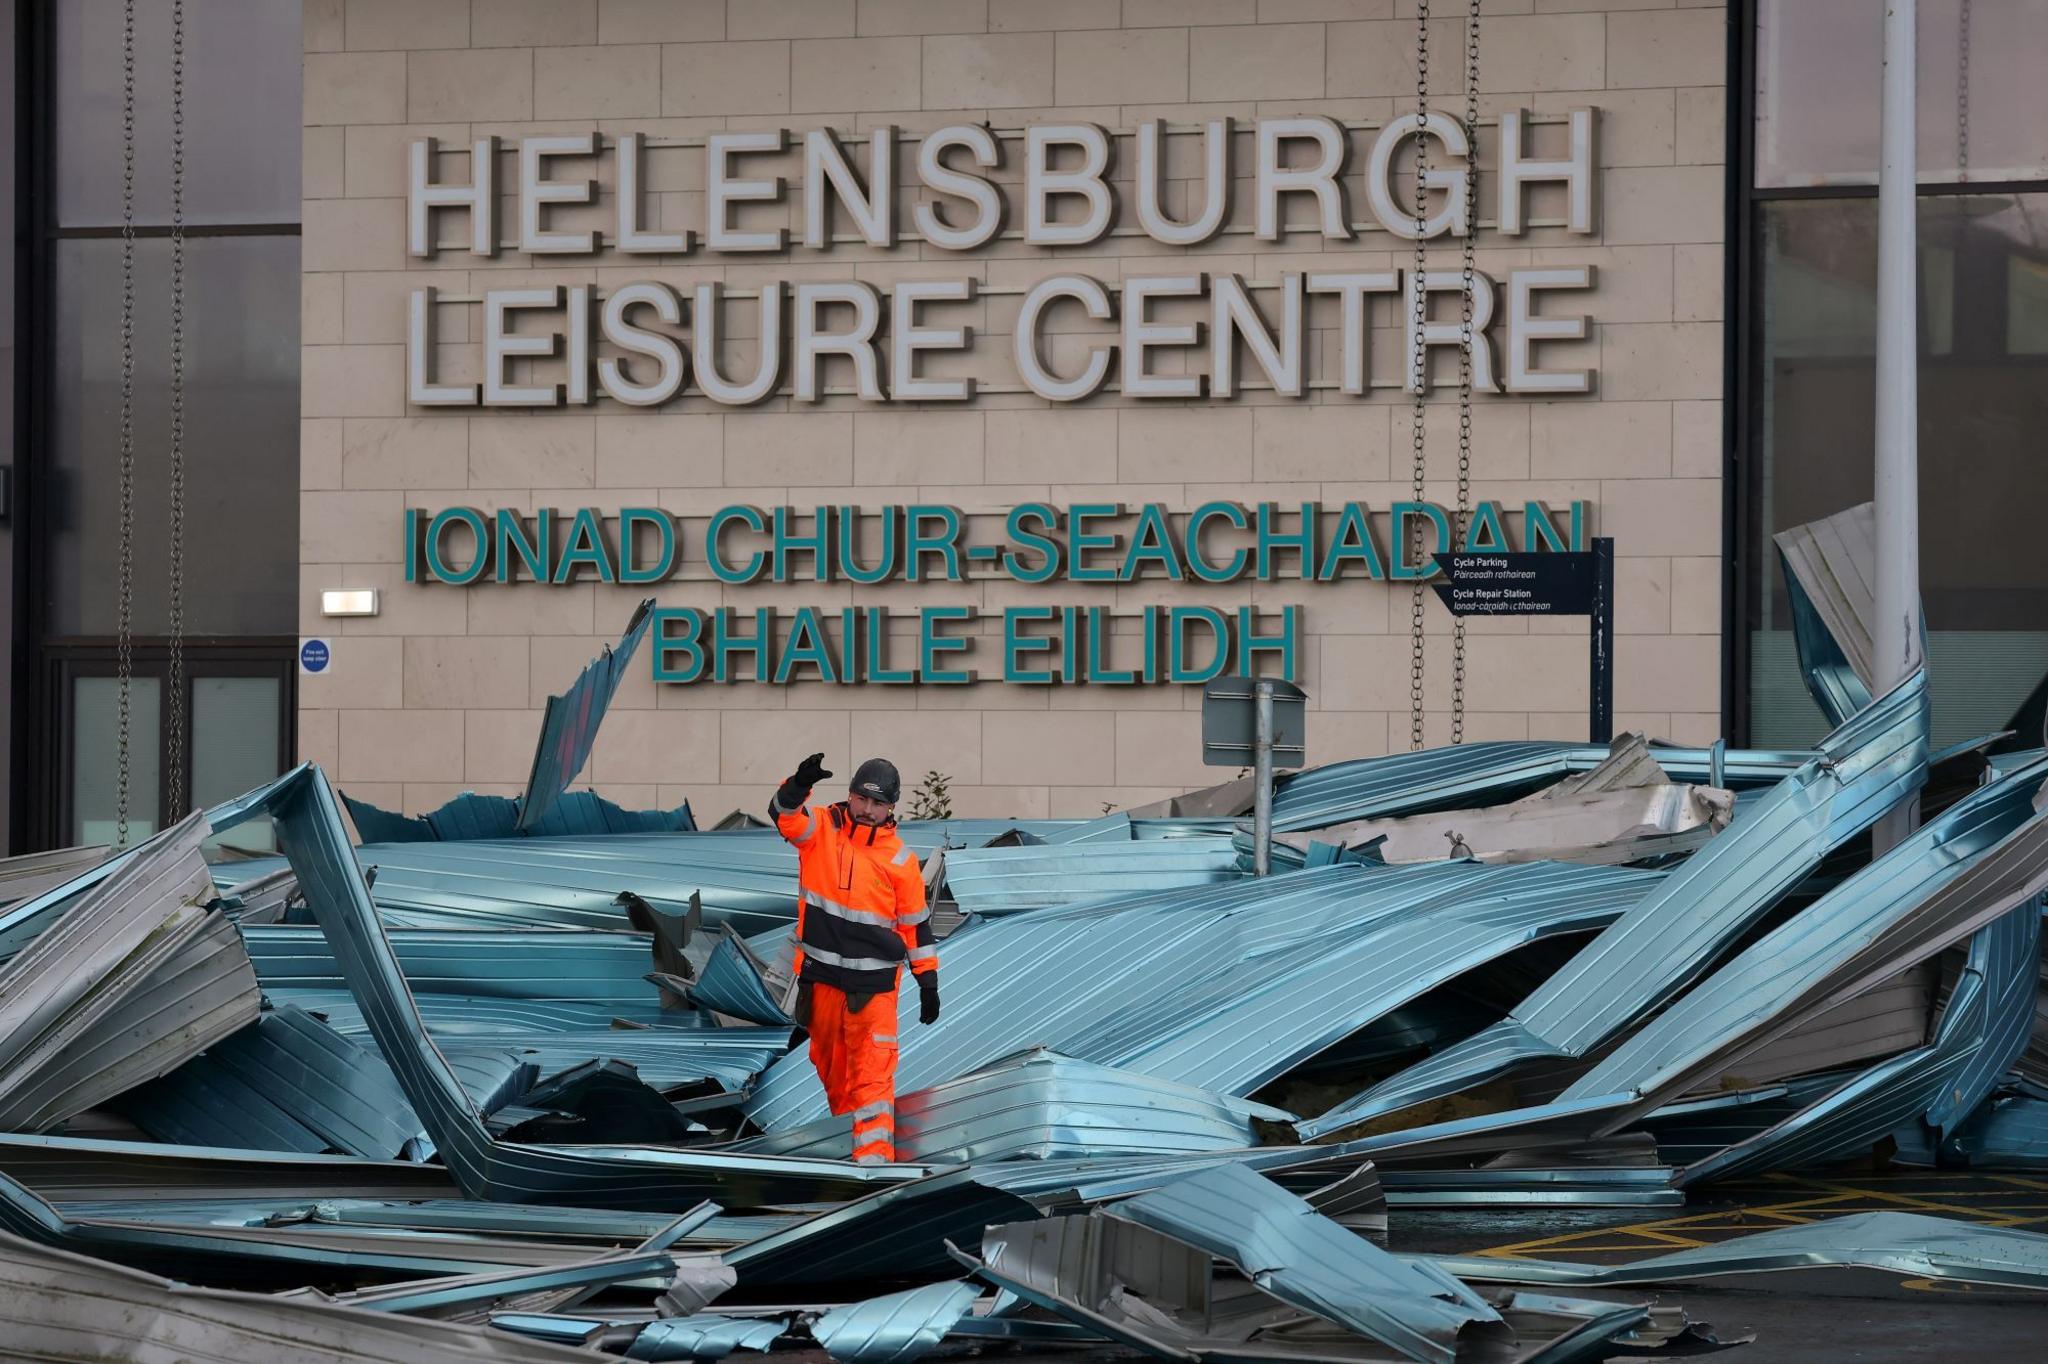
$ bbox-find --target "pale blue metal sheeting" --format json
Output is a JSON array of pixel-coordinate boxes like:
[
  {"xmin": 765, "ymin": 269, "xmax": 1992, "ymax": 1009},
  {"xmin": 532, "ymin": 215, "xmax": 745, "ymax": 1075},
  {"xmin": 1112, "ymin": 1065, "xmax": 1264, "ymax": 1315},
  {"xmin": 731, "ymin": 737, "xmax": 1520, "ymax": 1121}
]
[
  {"xmin": 1102, "ymin": 1163, "xmax": 1505, "ymax": 1364},
  {"xmin": 1427, "ymin": 1210, "xmax": 2048, "ymax": 1292},
  {"xmin": 941, "ymin": 838, "xmax": 1246, "ymax": 914},
  {"xmin": 245, "ymin": 925, "xmax": 660, "ymax": 1010},
  {"xmin": 1678, "ymin": 899, "xmax": 2042, "ymax": 1187},
  {"xmin": 1557, "ymin": 754, "xmax": 2048, "ymax": 1120},
  {"xmin": 1296, "ymin": 669, "xmax": 1929, "ymax": 1138},
  {"xmin": 728, "ymin": 1049, "xmax": 1294, "ymax": 1164},
  {"xmin": 210, "ymin": 764, "xmax": 923, "ymax": 1211},
  {"xmin": 520, "ymin": 598, "xmax": 656, "ymax": 832},
  {"xmin": 1268, "ymin": 740, "xmax": 1810, "ymax": 832},
  {"xmin": 626, "ymin": 1315, "xmax": 786, "ymax": 1361},
  {"xmin": 809, "ymin": 1281, "xmax": 981, "ymax": 1364},
  {"xmin": 688, "ymin": 928, "xmax": 791, "ymax": 1025}
]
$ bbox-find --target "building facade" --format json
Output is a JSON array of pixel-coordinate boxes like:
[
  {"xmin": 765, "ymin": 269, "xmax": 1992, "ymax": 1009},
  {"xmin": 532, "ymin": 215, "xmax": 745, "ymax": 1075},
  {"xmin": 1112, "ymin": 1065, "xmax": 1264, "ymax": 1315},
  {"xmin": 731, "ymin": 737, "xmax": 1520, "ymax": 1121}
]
[{"xmin": 3, "ymin": 0, "xmax": 2045, "ymax": 849}]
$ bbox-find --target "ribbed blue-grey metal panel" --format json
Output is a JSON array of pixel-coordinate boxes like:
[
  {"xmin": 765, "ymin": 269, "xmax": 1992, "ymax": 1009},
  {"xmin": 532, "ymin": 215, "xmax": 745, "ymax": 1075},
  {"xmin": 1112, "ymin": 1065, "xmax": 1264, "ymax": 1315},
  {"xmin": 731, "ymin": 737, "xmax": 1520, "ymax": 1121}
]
[
  {"xmin": 273, "ymin": 990, "xmax": 700, "ymax": 1037},
  {"xmin": 744, "ymin": 862, "xmax": 1452, "ymax": 1131},
  {"xmin": 1103, "ymin": 1163, "xmax": 1504, "ymax": 1364},
  {"xmin": 941, "ymin": 838, "xmax": 1247, "ymax": 914},
  {"xmin": 244, "ymin": 925, "xmax": 657, "ymax": 1008},
  {"xmin": 809, "ymin": 1281, "xmax": 981, "ymax": 1364},
  {"xmin": 1774, "ymin": 504, "xmax": 1877, "ymax": 728},
  {"xmin": 625, "ymin": 1314, "xmax": 786, "ymax": 1360},
  {"xmin": 688, "ymin": 929, "xmax": 790, "ymax": 1025},
  {"xmin": 210, "ymin": 764, "xmax": 924, "ymax": 1211},
  {"xmin": 519, "ymin": 599, "xmax": 655, "ymax": 833},
  {"xmin": 1427, "ymin": 1210, "xmax": 2048, "ymax": 1292},
  {"xmin": 1678, "ymin": 899, "xmax": 2041, "ymax": 1186},
  {"xmin": 0, "ymin": 1231, "xmax": 615, "ymax": 1364},
  {"xmin": 729, "ymin": 1049, "xmax": 1291, "ymax": 1163},
  {"xmin": 1946, "ymin": 1084, "xmax": 2048, "ymax": 1167},
  {"xmin": 1558, "ymin": 755, "xmax": 2048, "ymax": 1118},
  {"xmin": 202, "ymin": 1005, "xmax": 429, "ymax": 1160},
  {"xmin": 1268, "ymin": 741, "xmax": 1811, "ymax": 833},
  {"xmin": 1300, "ymin": 670, "xmax": 1928, "ymax": 1134},
  {"xmin": 1096, "ymin": 861, "xmax": 1659, "ymax": 1099}
]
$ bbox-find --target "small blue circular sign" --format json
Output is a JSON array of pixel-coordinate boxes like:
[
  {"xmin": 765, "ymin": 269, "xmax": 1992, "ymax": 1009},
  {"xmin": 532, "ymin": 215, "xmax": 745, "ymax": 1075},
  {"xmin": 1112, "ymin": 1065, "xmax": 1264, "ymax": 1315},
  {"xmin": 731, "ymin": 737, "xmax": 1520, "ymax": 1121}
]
[{"xmin": 300, "ymin": 639, "xmax": 331, "ymax": 674}]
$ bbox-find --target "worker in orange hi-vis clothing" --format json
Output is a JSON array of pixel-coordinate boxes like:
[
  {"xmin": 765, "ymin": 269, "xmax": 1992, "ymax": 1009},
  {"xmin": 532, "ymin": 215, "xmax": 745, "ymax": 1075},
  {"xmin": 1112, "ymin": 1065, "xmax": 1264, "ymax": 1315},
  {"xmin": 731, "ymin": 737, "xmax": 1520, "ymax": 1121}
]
[{"xmin": 769, "ymin": 752, "xmax": 938, "ymax": 1165}]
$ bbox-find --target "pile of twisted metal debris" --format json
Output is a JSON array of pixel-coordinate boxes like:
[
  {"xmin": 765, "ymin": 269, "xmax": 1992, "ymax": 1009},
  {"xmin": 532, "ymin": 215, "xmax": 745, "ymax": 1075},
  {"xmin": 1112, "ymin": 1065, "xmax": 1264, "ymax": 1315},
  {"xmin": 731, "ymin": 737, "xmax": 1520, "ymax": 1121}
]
[{"xmin": 7, "ymin": 508, "xmax": 2048, "ymax": 1359}]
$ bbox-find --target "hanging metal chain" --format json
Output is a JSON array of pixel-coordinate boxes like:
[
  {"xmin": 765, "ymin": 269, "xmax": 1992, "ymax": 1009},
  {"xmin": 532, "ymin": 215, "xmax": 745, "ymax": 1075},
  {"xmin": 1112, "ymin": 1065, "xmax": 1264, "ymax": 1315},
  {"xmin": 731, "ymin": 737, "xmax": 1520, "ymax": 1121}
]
[
  {"xmin": 1450, "ymin": 0, "xmax": 1481, "ymax": 746},
  {"xmin": 1407, "ymin": 0, "xmax": 1432, "ymax": 752},
  {"xmin": 1957, "ymin": 0, "xmax": 1972, "ymax": 182},
  {"xmin": 115, "ymin": 0, "xmax": 137, "ymax": 847},
  {"xmin": 167, "ymin": 0, "xmax": 189, "ymax": 819}
]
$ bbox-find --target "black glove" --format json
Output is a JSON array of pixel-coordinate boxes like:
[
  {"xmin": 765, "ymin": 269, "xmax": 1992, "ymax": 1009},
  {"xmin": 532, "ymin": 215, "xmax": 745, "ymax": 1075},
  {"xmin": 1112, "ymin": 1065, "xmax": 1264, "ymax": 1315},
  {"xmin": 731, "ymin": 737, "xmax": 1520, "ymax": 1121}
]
[
  {"xmin": 777, "ymin": 753, "xmax": 833, "ymax": 811},
  {"xmin": 917, "ymin": 978, "xmax": 941, "ymax": 1026}
]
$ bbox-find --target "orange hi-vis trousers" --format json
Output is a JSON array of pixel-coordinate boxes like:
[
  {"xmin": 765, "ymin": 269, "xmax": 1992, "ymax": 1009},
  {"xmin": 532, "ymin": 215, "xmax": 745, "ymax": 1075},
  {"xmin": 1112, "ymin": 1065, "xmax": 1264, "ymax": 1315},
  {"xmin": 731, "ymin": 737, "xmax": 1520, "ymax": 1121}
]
[{"xmin": 806, "ymin": 981, "xmax": 899, "ymax": 1164}]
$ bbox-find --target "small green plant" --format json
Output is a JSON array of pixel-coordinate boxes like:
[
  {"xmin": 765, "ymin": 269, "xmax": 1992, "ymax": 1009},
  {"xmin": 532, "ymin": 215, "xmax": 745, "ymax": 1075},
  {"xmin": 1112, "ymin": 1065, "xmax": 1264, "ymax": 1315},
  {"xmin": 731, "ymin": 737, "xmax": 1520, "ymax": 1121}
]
[{"xmin": 907, "ymin": 770, "xmax": 953, "ymax": 821}]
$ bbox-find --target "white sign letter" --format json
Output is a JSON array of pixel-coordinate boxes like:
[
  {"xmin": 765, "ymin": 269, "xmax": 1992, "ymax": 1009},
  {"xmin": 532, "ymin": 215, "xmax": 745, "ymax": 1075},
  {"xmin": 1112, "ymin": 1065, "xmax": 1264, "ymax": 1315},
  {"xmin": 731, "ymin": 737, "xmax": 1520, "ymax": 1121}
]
[
  {"xmin": 407, "ymin": 287, "xmax": 476, "ymax": 406},
  {"xmin": 707, "ymin": 130, "xmax": 790, "ymax": 253},
  {"xmin": 519, "ymin": 134, "xmax": 597, "ymax": 254},
  {"xmin": 794, "ymin": 281, "xmax": 885, "ymax": 402},
  {"xmin": 1211, "ymin": 273, "xmax": 1304, "ymax": 398},
  {"xmin": 1137, "ymin": 118, "xmax": 1230, "ymax": 246},
  {"xmin": 600, "ymin": 282, "xmax": 686, "ymax": 407},
  {"xmin": 409, "ymin": 136, "xmax": 496, "ymax": 258},
  {"xmin": 1366, "ymin": 113, "xmax": 1471, "ymax": 241},
  {"xmin": 1025, "ymin": 124, "xmax": 1113, "ymax": 247},
  {"xmin": 1403, "ymin": 270, "xmax": 1499, "ymax": 394},
  {"xmin": 1498, "ymin": 108, "xmax": 1597, "ymax": 235},
  {"xmin": 914, "ymin": 125, "xmax": 1002, "ymax": 251},
  {"xmin": 891, "ymin": 279, "xmax": 975, "ymax": 401},
  {"xmin": 1505, "ymin": 266, "xmax": 1594, "ymax": 394},
  {"xmin": 805, "ymin": 128, "xmax": 895, "ymax": 249},
  {"xmin": 694, "ymin": 282, "xmax": 784, "ymax": 406},
  {"xmin": 1014, "ymin": 275, "xmax": 1115, "ymax": 402},
  {"xmin": 1255, "ymin": 117, "xmax": 1348, "ymax": 242},
  {"xmin": 1122, "ymin": 274, "xmax": 1206, "ymax": 399},
  {"xmin": 1307, "ymin": 272, "xmax": 1398, "ymax": 395},
  {"xmin": 483, "ymin": 287, "xmax": 563, "ymax": 407},
  {"xmin": 617, "ymin": 132, "xmax": 692, "ymax": 254}
]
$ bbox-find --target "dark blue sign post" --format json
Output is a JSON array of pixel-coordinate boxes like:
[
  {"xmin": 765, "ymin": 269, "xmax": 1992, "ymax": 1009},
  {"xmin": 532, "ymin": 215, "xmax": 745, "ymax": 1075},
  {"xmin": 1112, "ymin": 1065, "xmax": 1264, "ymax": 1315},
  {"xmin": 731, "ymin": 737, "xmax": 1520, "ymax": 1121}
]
[{"xmin": 1432, "ymin": 537, "xmax": 1615, "ymax": 743}]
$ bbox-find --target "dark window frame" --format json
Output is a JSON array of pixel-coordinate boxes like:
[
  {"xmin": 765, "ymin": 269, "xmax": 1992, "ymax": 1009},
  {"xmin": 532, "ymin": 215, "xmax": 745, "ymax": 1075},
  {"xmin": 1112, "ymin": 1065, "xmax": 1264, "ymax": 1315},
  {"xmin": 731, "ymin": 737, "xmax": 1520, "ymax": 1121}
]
[{"xmin": 10, "ymin": 0, "xmax": 300, "ymax": 851}]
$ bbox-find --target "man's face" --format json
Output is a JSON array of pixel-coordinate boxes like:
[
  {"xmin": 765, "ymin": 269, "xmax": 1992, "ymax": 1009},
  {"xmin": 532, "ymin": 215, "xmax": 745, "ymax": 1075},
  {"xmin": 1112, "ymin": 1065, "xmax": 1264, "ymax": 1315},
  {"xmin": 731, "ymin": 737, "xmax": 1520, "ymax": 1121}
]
[{"xmin": 847, "ymin": 790, "xmax": 896, "ymax": 826}]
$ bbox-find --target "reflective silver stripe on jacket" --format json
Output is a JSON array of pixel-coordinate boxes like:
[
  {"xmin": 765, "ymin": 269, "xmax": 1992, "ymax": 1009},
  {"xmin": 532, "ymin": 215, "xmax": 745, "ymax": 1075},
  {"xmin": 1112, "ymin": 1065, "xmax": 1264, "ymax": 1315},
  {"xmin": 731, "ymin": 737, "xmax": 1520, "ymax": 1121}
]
[
  {"xmin": 851, "ymin": 1100, "xmax": 893, "ymax": 1123},
  {"xmin": 899, "ymin": 906, "xmax": 931, "ymax": 926},
  {"xmin": 891, "ymin": 844, "xmax": 914, "ymax": 865},
  {"xmin": 908, "ymin": 944, "xmax": 937, "ymax": 963},
  {"xmin": 854, "ymin": 1150, "xmax": 889, "ymax": 1164},
  {"xmin": 804, "ymin": 888, "xmax": 895, "ymax": 929},
  {"xmin": 800, "ymin": 944, "xmax": 901, "ymax": 973},
  {"xmin": 871, "ymin": 1034, "xmax": 897, "ymax": 1046},
  {"xmin": 770, "ymin": 797, "xmax": 815, "ymax": 840}
]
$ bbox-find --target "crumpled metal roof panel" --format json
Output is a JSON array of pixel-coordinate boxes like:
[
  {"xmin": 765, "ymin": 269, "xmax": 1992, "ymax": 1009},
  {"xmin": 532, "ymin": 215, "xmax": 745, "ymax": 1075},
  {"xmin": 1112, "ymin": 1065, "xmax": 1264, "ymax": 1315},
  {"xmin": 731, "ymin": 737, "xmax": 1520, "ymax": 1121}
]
[
  {"xmin": 941, "ymin": 838, "xmax": 1247, "ymax": 914},
  {"xmin": 809, "ymin": 1280, "xmax": 980, "ymax": 1364}
]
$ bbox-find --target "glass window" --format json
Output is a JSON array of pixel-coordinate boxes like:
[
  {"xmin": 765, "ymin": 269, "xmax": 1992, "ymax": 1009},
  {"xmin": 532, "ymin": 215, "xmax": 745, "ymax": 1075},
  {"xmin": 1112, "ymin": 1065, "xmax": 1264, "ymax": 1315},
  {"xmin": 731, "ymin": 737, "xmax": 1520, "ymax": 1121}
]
[
  {"xmin": 1747, "ymin": 193, "xmax": 2048, "ymax": 747},
  {"xmin": 1756, "ymin": 0, "xmax": 2048, "ymax": 188},
  {"xmin": 47, "ymin": 234, "xmax": 301, "ymax": 637},
  {"xmin": 72, "ymin": 675, "xmax": 160, "ymax": 847},
  {"xmin": 193, "ymin": 676, "xmax": 281, "ymax": 853},
  {"xmin": 53, "ymin": 0, "xmax": 301, "ymax": 226}
]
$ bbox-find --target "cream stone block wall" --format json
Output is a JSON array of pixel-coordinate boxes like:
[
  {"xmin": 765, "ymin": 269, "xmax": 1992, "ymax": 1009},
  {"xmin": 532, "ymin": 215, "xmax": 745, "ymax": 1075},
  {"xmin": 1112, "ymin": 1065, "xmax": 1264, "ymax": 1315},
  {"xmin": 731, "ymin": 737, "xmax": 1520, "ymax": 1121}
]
[{"xmin": 303, "ymin": 0, "xmax": 1729, "ymax": 823}]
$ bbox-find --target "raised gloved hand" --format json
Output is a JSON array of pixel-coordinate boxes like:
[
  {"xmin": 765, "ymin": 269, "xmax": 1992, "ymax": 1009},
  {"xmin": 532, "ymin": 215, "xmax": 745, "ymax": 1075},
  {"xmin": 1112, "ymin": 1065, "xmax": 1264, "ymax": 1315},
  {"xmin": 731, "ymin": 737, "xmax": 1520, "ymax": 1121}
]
[
  {"xmin": 778, "ymin": 753, "xmax": 833, "ymax": 811},
  {"xmin": 918, "ymin": 978, "xmax": 941, "ymax": 1026}
]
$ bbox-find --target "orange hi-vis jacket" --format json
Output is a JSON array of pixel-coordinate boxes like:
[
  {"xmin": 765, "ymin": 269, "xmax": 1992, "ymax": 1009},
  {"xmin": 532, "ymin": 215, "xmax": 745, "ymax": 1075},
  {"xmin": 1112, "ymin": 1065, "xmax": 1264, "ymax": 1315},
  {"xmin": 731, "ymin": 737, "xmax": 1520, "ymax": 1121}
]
[{"xmin": 771, "ymin": 797, "xmax": 936, "ymax": 996}]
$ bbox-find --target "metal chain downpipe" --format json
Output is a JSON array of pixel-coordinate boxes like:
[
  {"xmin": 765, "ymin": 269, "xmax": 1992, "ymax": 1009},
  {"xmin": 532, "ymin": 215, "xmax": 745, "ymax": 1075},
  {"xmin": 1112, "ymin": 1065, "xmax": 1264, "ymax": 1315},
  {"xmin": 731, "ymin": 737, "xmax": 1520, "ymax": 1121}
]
[
  {"xmin": 115, "ymin": 0, "xmax": 137, "ymax": 847},
  {"xmin": 167, "ymin": 0, "xmax": 188, "ymax": 819},
  {"xmin": 1451, "ymin": 0, "xmax": 1480, "ymax": 746},
  {"xmin": 1407, "ymin": 0, "xmax": 1431, "ymax": 752}
]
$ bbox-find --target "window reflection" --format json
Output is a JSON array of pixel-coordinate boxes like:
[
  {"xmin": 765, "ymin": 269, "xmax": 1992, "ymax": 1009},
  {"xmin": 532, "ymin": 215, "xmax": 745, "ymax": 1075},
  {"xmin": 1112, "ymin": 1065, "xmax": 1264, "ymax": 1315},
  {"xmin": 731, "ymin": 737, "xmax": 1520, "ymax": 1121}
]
[
  {"xmin": 1750, "ymin": 194, "xmax": 2048, "ymax": 746},
  {"xmin": 1757, "ymin": 0, "xmax": 2048, "ymax": 188}
]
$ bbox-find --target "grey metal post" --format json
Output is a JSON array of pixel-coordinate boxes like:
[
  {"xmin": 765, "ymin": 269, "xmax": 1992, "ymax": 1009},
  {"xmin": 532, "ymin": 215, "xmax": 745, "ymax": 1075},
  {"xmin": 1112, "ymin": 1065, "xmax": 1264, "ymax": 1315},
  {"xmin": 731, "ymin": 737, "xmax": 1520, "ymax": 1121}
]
[
  {"xmin": 1874, "ymin": 0, "xmax": 1923, "ymax": 851},
  {"xmin": 1253, "ymin": 679, "xmax": 1275, "ymax": 877}
]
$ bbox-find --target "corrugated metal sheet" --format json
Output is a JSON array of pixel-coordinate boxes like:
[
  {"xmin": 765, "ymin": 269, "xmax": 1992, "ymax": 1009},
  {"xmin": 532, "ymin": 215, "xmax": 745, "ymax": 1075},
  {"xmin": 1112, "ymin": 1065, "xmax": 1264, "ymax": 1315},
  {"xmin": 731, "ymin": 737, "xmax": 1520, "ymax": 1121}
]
[
  {"xmin": 688, "ymin": 926, "xmax": 792, "ymax": 1025},
  {"xmin": 1102, "ymin": 1163, "xmax": 1505, "ymax": 1364},
  {"xmin": 0, "ymin": 812, "xmax": 260, "ymax": 1132},
  {"xmin": 521, "ymin": 598, "xmax": 656, "ymax": 833},
  {"xmin": 0, "ymin": 844, "xmax": 110, "ymax": 907},
  {"xmin": 1774, "ymin": 502, "xmax": 1877, "ymax": 726},
  {"xmin": 246, "ymin": 925, "xmax": 661, "ymax": 1010},
  {"xmin": 940, "ymin": 838, "xmax": 1246, "ymax": 914},
  {"xmin": 625, "ymin": 1315, "xmax": 785, "ymax": 1360},
  {"xmin": 1678, "ymin": 899, "xmax": 2041, "ymax": 1186},
  {"xmin": 0, "ymin": 1230, "xmax": 608, "ymax": 1363},
  {"xmin": 730, "ymin": 1049, "xmax": 1293, "ymax": 1164},
  {"xmin": 210, "ymin": 764, "xmax": 921, "ymax": 1212},
  {"xmin": 1302, "ymin": 669, "xmax": 1929, "ymax": 1135},
  {"xmin": 809, "ymin": 1281, "xmax": 981, "ymax": 1364},
  {"xmin": 1559, "ymin": 755, "xmax": 2048, "ymax": 1118}
]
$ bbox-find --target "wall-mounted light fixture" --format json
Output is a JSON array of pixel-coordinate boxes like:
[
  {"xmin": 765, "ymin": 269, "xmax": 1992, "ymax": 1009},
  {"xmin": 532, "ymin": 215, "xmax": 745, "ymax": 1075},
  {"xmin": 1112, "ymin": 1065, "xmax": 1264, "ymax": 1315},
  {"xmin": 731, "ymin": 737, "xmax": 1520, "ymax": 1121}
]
[{"xmin": 320, "ymin": 589, "xmax": 380, "ymax": 617}]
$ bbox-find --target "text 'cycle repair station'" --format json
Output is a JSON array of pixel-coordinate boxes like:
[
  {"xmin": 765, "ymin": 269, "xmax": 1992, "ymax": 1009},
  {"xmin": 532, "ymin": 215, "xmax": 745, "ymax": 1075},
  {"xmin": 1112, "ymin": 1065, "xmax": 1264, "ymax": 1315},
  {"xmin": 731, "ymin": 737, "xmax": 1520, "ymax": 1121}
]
[{"xmin": 395, "ymin": 109, "xmax": 1615, "ymax": 687}]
